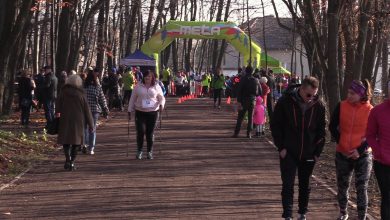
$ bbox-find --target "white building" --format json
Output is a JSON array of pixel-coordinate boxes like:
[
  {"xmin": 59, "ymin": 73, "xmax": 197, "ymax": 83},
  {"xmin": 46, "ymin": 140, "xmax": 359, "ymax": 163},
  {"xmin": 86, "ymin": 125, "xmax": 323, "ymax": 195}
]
[{"xmin": 223, "ymin": 16, "xmax": 310, "ymax": 77}]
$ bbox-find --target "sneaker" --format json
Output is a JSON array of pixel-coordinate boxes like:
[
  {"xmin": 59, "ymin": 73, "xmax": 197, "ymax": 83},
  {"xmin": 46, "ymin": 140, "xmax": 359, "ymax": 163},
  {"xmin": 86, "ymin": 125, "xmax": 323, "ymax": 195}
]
[
  {"xmin": 89, "ymin": 150, "xmax": 95, "ymax": 155},
  {"xmin": 218, "ymin": 105, "xmax": 221, "ymax": 109},
  {"xmin": 297, "ymin": 214, "xmax": 306, "ymax": 220},
  {"xmin": 147, "ymin": 152, "xmax": 153, "ymax": 160},
  {"xmin": 136, "ymin": 151, "xmax": 143, "ymax": 160},
  {"xmin": 337, "ymin": 213, "xmax": 349, "ymax": 220},
  {"xmin": 247, "ymin": 133, "xmax": 252, "ymax": 139},
  {"xmin": 284, "ymin": 218, "xmax": 293, "ymax": 220}
]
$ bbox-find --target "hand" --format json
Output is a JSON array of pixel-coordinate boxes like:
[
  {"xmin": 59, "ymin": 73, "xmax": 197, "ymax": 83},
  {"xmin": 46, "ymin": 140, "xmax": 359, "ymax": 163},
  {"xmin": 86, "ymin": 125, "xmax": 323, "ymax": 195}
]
[
  {"xmin": 89, "ymin": 127, "xmax": 95, "ymax": 133},
  {"xmin": 279, "ymin": 149, "xmax": 287, "ymax": 159},
  {"xmin": 128, "ymin": 112, "xmax": 131, "ymax": 121},
  {"xmin": 347, "ymin": 149, "xmax": 360, "ymax": 160}
]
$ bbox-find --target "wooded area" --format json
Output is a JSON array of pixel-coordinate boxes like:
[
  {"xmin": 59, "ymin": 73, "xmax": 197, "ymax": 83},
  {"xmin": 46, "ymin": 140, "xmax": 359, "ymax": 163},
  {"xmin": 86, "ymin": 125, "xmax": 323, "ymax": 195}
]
[{"xmin": 0, "ymin": 0, "xmax": 389, "ymax": 115}]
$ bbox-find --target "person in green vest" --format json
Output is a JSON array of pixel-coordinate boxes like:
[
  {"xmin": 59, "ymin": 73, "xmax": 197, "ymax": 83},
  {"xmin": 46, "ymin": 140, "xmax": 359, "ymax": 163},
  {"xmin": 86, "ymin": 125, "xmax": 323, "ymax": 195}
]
[
  {"xmin": 211, "ymin": 68, "xmax": 226, "ymax": 109},
  {"xmin": 201, "ymin": 73, "xmax": 210, "ymax": 97},
  {"xmin": 122, "ymin": 67, "xmax": 136, "ymax": 106},
  {"xmin": 161, "ymin": 66, "xmax": 171, "ymax": 95}
]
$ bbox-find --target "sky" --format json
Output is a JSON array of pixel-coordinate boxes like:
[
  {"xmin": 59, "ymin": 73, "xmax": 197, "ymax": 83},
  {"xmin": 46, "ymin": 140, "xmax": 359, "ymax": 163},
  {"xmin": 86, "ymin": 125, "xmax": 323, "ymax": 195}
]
[{"xmin": 228, "ymin": 0, "xmax": 292, "ymax": 23}]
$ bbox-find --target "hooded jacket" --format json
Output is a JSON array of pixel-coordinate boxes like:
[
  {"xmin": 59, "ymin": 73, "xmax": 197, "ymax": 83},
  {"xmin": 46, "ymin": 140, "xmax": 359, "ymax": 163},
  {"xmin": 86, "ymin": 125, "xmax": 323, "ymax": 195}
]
[
  {"xmin": 366, "ymin": 99, "xmax": 390, "ymax": 166},
  {"xmin": 270, "ymin": 84, "xmax": 326, "ymax": 161},
  {"xmin": 253, "ymin": 96, "xmax": 266, "ymax": 125}
]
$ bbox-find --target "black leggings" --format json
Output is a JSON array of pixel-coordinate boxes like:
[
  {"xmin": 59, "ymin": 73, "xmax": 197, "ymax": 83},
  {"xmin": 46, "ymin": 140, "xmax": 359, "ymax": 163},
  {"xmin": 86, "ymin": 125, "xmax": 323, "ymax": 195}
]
[
  {"xmin": 63, "ymin": 144, "xmax": 81, "ymax": 162},
  {"xmin": 135, "ymin": 110, "xmax": 158, "ymax": 152},
  {"xmin": 213, "ymin": 88, "xmax": 223, "ymax": 106}
]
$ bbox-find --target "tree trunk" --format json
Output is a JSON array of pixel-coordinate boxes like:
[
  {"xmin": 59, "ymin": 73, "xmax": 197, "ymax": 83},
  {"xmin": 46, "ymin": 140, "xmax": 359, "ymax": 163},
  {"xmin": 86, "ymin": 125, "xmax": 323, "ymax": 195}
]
[
  {"xmin": 326, "ymin": 0, "xmax": 341, "ymax": 113},
  {"xmin": 96, "ymin": 3, "xmax": 105, "ymax": 72},
  {"xmin": 361, "ymin": 22, "xmax": 379, "ymax": 82},
  {"xmin": 382, "ymin": 40, "xmax": 389, "ymax": 97},
  {"xmin": 56, "ymin": 0, "xmax": 76, "ymax": 74},
  {"xmin": 144, "ymin": 0, "xmax": 156, "ymax": 41},
  {"xmin": 352, "ymin": 0, "xmax": 371, "ymax": 80},
  {"xmin": 0, "ymin": 0, "xmax": 34, "ymax": 114},
  {"xmin": 151, "ymin": 0, "xmax": 166, "ymax": 36},
  {"xmin": 372, "ymin": 41, "xmax": 382, "ymax": 88},
  {"xmin": 216, "ymin": 0, "xmax": 231, "ymax": 69},
  {"xmin": 125, "ymin": 0, "xmax": 140, "ymax": 55}
]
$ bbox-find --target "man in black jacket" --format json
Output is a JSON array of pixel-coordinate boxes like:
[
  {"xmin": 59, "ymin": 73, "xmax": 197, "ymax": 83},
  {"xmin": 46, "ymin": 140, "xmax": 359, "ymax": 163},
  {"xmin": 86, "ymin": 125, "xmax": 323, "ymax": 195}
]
[
  {"xmin": 232, "ymin": 66, "xmax": 262, "ymax": 138},
  {"xmin": 270, "ymin": 76, "xmax": 326, "ymax": 220},
  {"xmin": 42, "ymin": 66, "xmax": 58, "ymax": 127}
]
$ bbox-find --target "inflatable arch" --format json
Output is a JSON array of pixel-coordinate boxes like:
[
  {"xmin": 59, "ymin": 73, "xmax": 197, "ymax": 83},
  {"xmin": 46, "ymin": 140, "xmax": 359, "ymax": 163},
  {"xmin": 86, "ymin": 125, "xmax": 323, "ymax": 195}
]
[{"xmin": 140, "ymin": 20, "xmax": 261, "ymax": 74}]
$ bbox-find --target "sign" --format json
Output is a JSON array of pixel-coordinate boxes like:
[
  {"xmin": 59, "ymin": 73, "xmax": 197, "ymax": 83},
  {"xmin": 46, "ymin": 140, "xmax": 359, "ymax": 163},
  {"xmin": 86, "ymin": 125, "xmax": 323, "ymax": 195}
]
[{"xmin": 179, "ymin": 25, "xmax": 220, "ymax": 36}]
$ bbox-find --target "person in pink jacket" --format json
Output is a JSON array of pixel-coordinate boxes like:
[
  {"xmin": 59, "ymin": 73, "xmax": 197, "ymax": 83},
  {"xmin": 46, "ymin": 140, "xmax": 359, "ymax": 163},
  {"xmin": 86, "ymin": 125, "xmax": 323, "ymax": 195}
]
[
  {"xmin": 366, "ymin": 80, "xmax": 390, "ymax": 220},
  {"xmin": 128, "ymin": 70, "xmax": 165, "ymax": 160},
  {"xmin": 253, "ymin": 96, "xmax": 266, "ymax": 137}
]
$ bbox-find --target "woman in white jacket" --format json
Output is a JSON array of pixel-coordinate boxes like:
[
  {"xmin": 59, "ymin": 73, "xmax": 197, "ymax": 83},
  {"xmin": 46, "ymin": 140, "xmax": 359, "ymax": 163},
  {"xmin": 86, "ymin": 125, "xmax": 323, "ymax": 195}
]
[{"xmin": 128, "ymin": 70, "xmax": 165, "ymax": 159}]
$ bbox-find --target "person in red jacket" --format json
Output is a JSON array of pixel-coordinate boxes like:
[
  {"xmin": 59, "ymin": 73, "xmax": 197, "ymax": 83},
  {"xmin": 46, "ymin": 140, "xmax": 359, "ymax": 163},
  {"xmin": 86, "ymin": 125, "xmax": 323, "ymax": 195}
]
[
  {"xmin": 329, "ymin": 80, "xmax": 373, "ymax": 220},
  {"xmin": 366, "ymin": 80, "xmax": 390, "ymax": 220}
]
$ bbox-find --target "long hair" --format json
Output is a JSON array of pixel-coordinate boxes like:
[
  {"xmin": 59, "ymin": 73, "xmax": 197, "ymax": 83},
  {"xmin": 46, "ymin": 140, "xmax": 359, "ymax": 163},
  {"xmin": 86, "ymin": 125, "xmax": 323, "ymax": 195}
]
[
  {"xmin": 141, "ymin": 70, "xmax": 156, "ymax": 86},
  {"xmin": 84, "ymin": 70, "xmax": 98, "ymax": 87},
  {"xmin": 361, "ymin": 79, "xmax": 372, "ymax": 102}
]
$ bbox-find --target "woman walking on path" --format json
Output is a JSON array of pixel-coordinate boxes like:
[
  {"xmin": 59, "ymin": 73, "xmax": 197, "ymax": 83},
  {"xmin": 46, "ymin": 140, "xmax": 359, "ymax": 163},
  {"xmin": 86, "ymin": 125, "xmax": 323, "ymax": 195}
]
[
  {"xmin": 211, "ymin": 68, "xmax": 225, "ymax": 109},
  {"xmin": 329, "ymin": 80, "xmax": 373, "ymax": 220},
  {"xmin": 128, "ymin": 70, "xmax": 165, "ymax": 160},
  {"xmin": 56, "ymin": 75, "xmax": 94, "ymax": 171},
  {"xmin": 84, "ymin": 70, "xmax": 109, "ymax": 155},
  {"xmin": 366, "ymin": 80, "xmax": 390, "ymax": 220}
]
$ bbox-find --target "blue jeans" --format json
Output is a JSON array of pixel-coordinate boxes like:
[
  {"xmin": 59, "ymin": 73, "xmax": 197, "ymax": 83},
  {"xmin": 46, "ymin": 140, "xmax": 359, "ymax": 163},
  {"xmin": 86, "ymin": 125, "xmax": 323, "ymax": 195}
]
[
  {"xmin": 85, "ymin": 113, "xmax": 99, "ymax": 151},
  {"xmin": 43, "ymin": 99, "xmax": 54, "ymax": 126}
]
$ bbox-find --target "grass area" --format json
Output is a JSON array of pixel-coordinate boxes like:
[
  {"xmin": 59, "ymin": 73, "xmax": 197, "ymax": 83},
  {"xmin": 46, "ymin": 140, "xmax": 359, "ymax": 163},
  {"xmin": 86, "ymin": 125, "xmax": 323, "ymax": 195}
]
[{"xmin": 0, "ymin": 129, "xmax": 56, "ymax": 181}]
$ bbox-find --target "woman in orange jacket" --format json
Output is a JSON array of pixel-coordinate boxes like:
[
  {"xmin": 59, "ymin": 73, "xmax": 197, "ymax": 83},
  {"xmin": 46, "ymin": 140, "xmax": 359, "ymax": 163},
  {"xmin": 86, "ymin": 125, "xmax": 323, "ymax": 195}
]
[{"xmin": 329, "ymin": 80, "xmax": 373, "ymax": 220}]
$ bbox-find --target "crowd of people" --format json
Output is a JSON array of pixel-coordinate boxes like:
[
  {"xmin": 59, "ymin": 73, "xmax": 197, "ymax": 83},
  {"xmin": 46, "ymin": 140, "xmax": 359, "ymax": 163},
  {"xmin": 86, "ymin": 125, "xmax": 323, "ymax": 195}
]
[{"xmin": 15, "ymin": 63, "xmax": 390, "ymax": 220}]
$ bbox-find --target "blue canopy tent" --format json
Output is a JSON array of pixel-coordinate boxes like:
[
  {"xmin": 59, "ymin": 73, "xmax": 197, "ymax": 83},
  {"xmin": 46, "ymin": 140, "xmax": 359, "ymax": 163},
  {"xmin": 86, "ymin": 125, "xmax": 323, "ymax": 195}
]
[
  {"xmin": 119, "ymin": 50, "xmax": 156, "ymax": 73},
  {"xmin": 120, "ymin": 50, "xmax": 156, "ymax": 66}
]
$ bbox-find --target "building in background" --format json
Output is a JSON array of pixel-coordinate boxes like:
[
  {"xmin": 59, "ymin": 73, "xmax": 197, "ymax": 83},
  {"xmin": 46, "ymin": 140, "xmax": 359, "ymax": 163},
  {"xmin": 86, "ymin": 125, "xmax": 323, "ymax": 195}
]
[{"xmin": 223, "ymin": 15, "xmax": 309, "ymax": 78}]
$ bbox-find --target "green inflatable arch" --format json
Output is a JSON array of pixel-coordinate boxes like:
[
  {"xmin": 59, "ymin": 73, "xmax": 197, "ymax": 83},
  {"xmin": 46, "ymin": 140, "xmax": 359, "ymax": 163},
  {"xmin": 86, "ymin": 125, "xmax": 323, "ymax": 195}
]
[{"xmin": 140, "ymin": 20, "xmax": 261, "ymax": 74}]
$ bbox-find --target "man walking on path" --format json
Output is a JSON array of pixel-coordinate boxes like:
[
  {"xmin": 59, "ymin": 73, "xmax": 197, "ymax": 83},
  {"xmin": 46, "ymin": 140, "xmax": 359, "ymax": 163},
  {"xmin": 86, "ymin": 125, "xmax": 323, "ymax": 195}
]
[
  {"xmin": 42, "ymin": 65, "xmax": 58, "ymax": 128},
  {"xmin": 270, "ymin": 76, "xmax": 326, "ymax": 220},
  {"xmin": 232, "ymin": 66, "xmax": 262, "ymax": 138}
]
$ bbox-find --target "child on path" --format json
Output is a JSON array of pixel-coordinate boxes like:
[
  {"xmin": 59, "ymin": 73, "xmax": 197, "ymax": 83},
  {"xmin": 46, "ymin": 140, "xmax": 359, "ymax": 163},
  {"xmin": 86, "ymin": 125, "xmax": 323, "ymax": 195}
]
[{"xmin": 253, "ymin": 96, "xmax": 266, "ymax": 137}]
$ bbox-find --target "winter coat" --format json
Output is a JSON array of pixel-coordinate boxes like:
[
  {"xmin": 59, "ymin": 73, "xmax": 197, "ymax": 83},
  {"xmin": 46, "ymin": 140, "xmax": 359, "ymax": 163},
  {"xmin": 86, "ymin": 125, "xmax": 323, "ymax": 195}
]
[
  {"xmin": 329, "ymin": 101, "xmax": 373, "ymax": 155},
  {"xmin": 253, "ymin": 96, "xmax": 266, "ymax": 125},
  {"xmin": 43, "ymin": 72, "xmax": 58, "ymax": 101},
  {"xmin": 56, "ymin": 84, "xmax": 93, "ymax": 145},
  {"xmin": 236, "ymin": 74, "xmax": 262, "ymax": 103},
  {"xmin": 366, "ymin": 100, "xmax": 390, "ymax": 166},
  {"xmin": 260, "ymin": 82, "xmax": 270, "ymax": 107},
  {"xmin": 270, "ymin": 84, "xmax": 326, "ymax": 161}
]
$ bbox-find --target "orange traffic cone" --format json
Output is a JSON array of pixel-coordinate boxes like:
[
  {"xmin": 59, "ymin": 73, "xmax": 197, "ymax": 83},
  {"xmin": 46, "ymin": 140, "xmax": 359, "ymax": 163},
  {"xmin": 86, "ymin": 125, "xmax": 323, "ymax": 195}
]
[{"xmin": 226, "ymin": 96, "xmax": 231, "ymax": 104}]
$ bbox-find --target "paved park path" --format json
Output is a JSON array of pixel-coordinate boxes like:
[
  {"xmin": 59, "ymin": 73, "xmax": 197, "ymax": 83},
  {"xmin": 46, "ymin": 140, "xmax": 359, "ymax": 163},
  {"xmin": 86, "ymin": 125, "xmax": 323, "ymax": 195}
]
[{"xmin": 0, "ymin": 97, "xmax": 346, "ymax": 219}]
